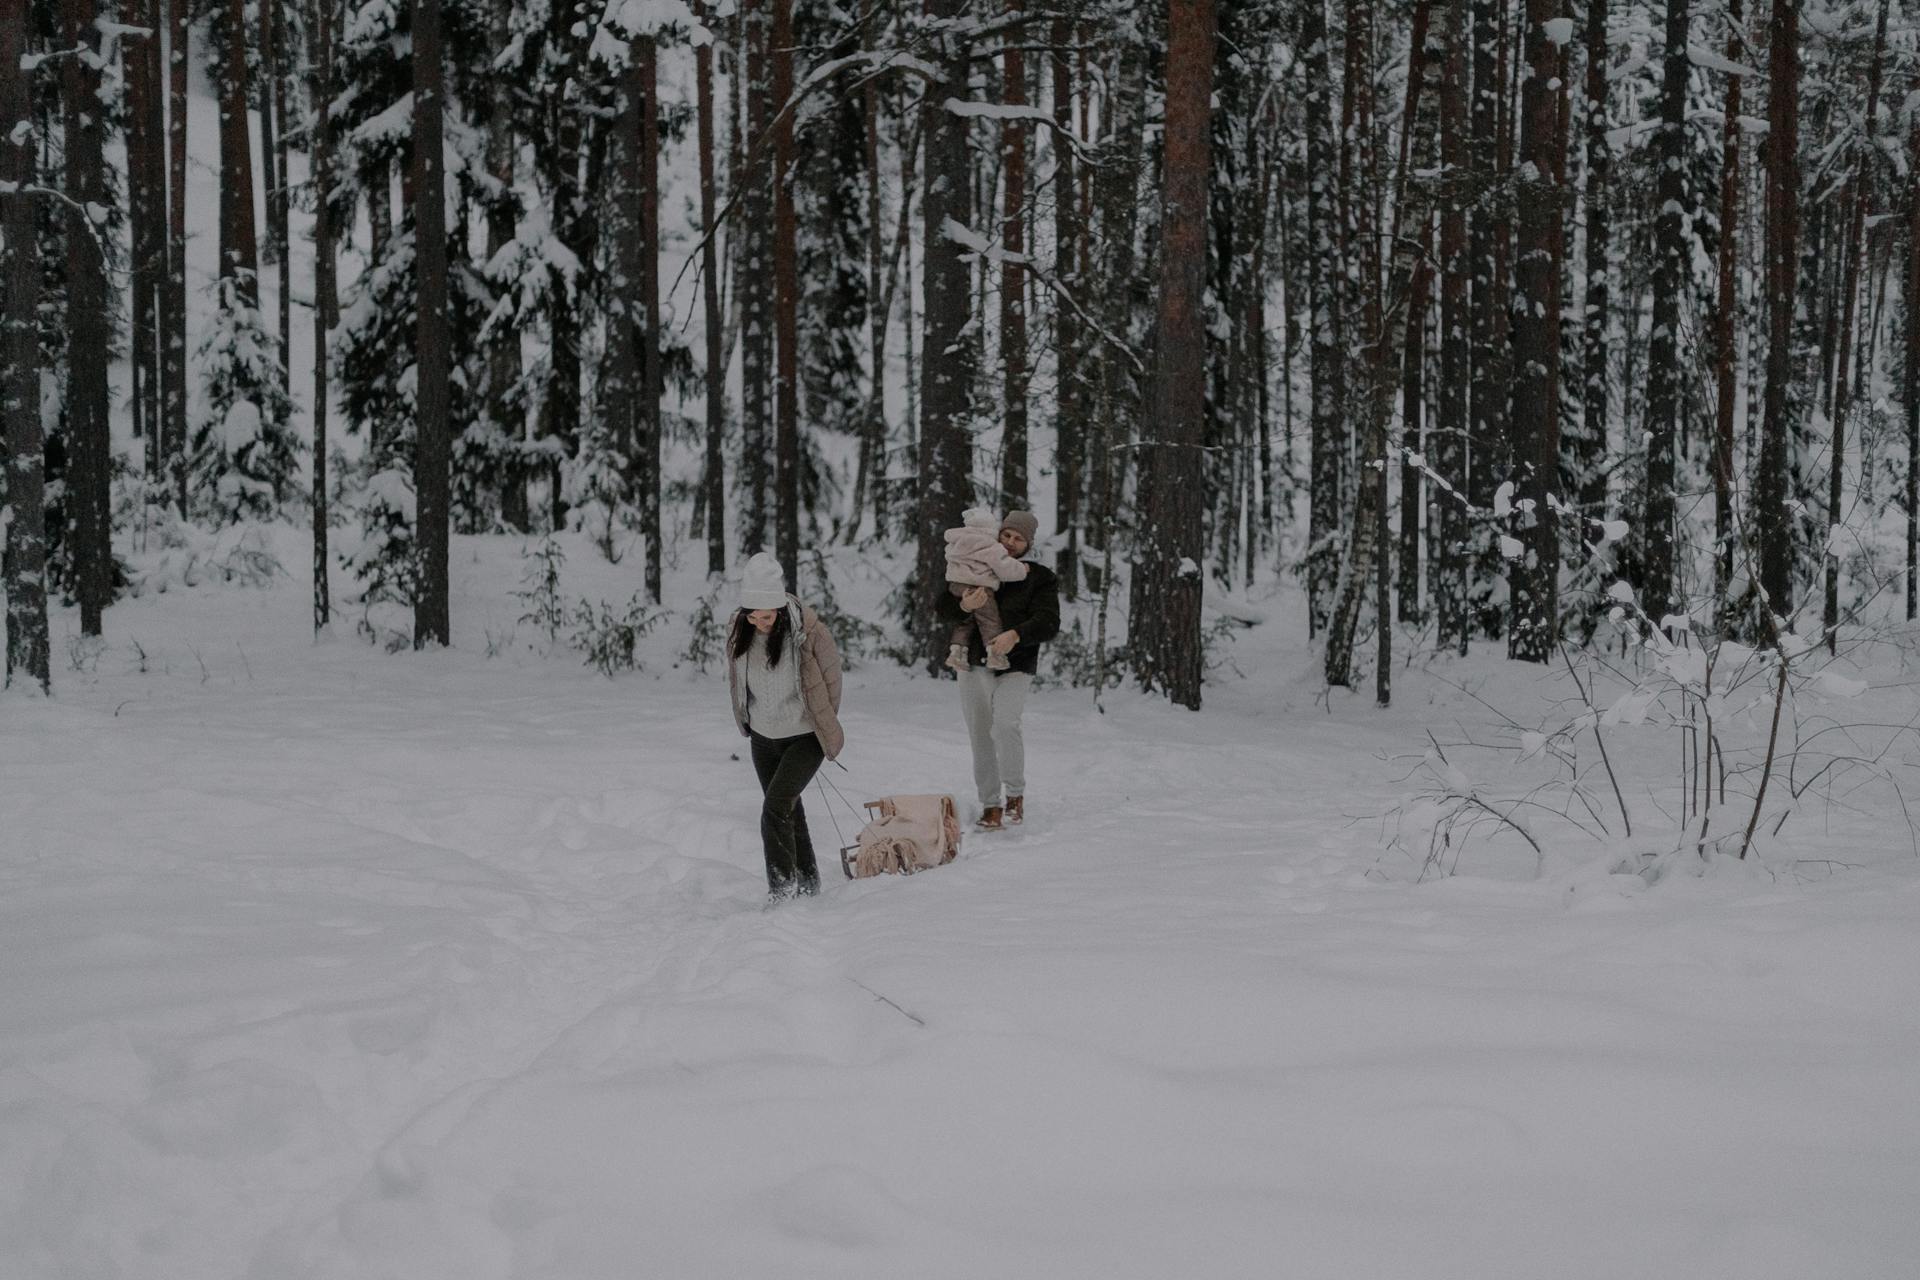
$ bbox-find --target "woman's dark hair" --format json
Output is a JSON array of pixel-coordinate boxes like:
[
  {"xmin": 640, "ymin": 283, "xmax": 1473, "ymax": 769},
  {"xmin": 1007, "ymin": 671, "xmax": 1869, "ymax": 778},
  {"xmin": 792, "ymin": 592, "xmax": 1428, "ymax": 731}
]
[{"xmin": 730, "ymin": 606, "xmax": 791, "ymax": 667}]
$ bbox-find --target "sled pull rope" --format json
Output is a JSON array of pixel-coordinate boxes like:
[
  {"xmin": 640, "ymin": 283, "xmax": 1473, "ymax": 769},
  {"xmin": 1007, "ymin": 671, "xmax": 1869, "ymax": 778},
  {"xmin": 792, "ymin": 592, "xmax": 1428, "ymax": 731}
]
[
  {"xmin": 814, "ymin": 766, "xmax": 865, "ymax": 853},
  {"xmin": 818, "ymin": 767, "xmax": 865, "ymax": 823}
]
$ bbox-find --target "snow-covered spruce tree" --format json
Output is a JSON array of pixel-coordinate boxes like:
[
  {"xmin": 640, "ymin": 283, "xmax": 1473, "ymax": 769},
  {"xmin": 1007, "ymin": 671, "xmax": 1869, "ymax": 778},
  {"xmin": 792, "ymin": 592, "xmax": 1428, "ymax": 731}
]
[
  {"xmin": 330, "ymin": 0, "xmax": 420, "ymax": 609},
  {"xmin": 335, "ymin": 230, "xmax": 421, "ymax": 610},
  {"xmin": 562, "ymin": 0, "xmax": 692, "ymax": 576},
  {"xmin": 331, "ymin": 0, "xmax": 501, "ymax": 612},
  {"xmin": 191, "ymin": 0, "xmax": 299, "ymax": 528},
  {"xmin": 189, "ymin": 272, "xmax": 301, "ymax": 522}
]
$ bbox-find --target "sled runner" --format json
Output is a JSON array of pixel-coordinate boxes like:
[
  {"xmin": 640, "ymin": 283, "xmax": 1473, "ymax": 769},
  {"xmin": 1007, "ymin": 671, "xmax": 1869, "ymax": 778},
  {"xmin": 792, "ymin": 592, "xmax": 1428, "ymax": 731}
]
[{"xmin": 839, "ymin": 794, "xmax": 963, "ymax": 879}]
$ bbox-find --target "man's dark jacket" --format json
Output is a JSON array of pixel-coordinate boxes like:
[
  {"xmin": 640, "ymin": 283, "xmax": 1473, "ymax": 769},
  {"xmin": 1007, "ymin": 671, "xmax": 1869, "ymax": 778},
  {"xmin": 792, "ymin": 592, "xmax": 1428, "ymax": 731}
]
[{"xmin": 936, "ymin": 561, "xmax": 1061, "ymax": 677}]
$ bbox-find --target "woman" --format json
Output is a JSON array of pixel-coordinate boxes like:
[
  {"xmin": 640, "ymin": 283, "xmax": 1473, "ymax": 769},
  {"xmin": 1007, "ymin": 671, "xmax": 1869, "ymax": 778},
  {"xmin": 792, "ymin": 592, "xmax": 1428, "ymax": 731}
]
[{"xmin": 726, "ymin": 552, "xmax": 845, "ymax": 900}]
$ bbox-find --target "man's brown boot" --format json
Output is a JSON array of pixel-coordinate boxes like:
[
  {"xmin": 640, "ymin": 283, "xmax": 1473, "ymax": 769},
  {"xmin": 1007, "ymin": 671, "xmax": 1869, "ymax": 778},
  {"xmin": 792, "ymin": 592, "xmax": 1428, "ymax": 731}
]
[
  {"xmin": 1005, "ymin": 795, "xmax": 1023, "ymax": 825},
  {"xmin": 976, "ymin": 805, "xmax": 1004, "ymax": 831}
]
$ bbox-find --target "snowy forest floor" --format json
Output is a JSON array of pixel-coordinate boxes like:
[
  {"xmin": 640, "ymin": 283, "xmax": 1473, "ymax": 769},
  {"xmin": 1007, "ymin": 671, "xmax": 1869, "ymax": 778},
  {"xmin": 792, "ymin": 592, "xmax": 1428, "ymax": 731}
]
[{"xmin": 3, "ymin": 527, "xmax": 1919, "ymax": 1279}]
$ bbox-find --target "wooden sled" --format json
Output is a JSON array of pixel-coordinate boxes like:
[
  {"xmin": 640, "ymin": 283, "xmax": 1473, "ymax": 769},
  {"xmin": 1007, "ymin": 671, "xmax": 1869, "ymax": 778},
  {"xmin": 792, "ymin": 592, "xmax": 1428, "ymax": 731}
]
[{"xmin": 839, "ymin": 794, "xmax": 963, "ymax": 878}]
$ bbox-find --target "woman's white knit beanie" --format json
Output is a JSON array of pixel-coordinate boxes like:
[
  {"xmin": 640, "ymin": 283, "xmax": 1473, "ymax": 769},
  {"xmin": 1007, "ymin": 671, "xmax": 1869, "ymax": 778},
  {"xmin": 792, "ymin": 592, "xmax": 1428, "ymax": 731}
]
[{"xmin": 738, "ymin": 552, "xmax": 789, "ymax": 610}]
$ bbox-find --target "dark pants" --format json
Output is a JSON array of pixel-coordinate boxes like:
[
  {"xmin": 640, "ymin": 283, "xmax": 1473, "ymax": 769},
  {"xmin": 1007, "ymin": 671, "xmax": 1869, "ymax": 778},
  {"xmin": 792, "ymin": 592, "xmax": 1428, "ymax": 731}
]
[{"xmin": 749, "ymin": 730, "xmax": 824, "ymax": 896}]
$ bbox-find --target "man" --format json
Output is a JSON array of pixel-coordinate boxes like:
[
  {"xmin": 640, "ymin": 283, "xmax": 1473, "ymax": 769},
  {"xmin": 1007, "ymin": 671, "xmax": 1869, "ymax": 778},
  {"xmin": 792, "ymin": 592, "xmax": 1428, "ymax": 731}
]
[{"xmin": 935, "ymin": 510, "xmax": 1060, "ymax": 830}]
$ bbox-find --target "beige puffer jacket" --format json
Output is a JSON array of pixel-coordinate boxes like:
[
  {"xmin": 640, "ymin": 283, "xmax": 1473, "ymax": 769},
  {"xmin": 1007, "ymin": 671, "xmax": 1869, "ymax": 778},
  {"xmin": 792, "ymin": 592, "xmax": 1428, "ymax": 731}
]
[{"xmin": 726, "ymin": 597, "xmax": 845, "ymax": 759}]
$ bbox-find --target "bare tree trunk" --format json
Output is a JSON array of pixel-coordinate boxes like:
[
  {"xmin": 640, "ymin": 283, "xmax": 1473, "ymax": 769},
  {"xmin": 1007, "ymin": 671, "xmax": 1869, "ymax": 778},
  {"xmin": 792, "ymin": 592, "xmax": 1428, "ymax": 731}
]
[
  {"xmin": 1051, "ymin": 9, "xmax": 1081, "ymax": 596},
  {"xmin": 484, "ymin": 0, "xmax": 525, "ymax": 532},
  {"xmin": 772, "ymin": 0, "xmax": 799, "ymax": 588},
  {"xmin": 312, "ymin": 0, "xmax": 335, "ymax": 632},
  {"xmin": 999, "ymin": 0, "xmax": 1029, "ymax": 510},
  {"xmin": 1436, "ymin": 0, "xmax": 1470, "ymax": 653},
  {"xmin": 220, "ymin": 0, "xmax": 261, "ymax": 306},
  {"xmin": 1252, "ymin": 103, "xmax": 1278, "ymax": 562},
  {"xmin": 1, "ymin": 0, "xmax": 49, "ymax": 690},
  {"xmin": 639, "ymin": 38, "xmax": 662, "ymax": 601},
  {"xmin": 1468, "ymin": 0, "xmax": 1510, "ymax": 636},
  {"xmin": 1711, "ymin": 0, "xmax": 1744, "ymax": 622},
  {"xmin": 1640, "ymin": 0, "xmax": 1688, "ymax": 622},
  {"xmin": 413, "ymin": 0, "xmax": 451, "ymax": 646},
  {"xmin": 697, "ymin": 0, "xmax": 727, "ymax": 574},
  {"xmin": 1756, "ymin": 0, "xmax": 1800, "ymax": 624},
  {"xmin": 256, "ymin": 0, "xmax": 278, "ymax": 297},
  {"xmin": 1131, "ymin": 0, "xmax": 1215, "ymax": 710},
  {"xmin": 739, "ymin": 0, "xmax": 772, "ymax": 553},
  {"xmin": 1506, "ymin": 0, "xmax": 1565, "ymax": 662},
  {"xmin": 1395, "ymin": 0, "xmax": 1440, "ymax": 627},
  {"xmin": 1399, "ymin": 217, "xmax": 1433, "ymax": 625},
  {"xmin": 165, "ymin": 0, "xmax": 189, "ymax": 513},
  {"xmin": 1825, "ymin": 0, "xmax": 1888, "ymax": 650},
  {"xmin": 1323, "ymin": 0, "xmax": 1387, "ymax": 695},
  {"xmin": 845, "ymin": 0, "xmax": 883, "ymax": 543},
  {"xmin": 259, "ymin": 0, "xmax": 290, "ymax": 370},
  {"xmin": 64, "ymin": 0, "xmax": 113, "ymax": 636},
  {"xmin": 127, "ymin": 9, "xmax": 162, "ymax": 469},
  {"xmin": 272, "ymin": 0, "xmax": 291, "ymax": 367},
  {"xmin": 918, "ymin": 0, "xmax": 977, "ymax": 670},
  {"xmin": 1578, "ymin": 0, "xmax": 1609, "ymax": 525},
  {"xmin": 1301, "ymin": 0, "xmax": 1343, "ymax": 636}
]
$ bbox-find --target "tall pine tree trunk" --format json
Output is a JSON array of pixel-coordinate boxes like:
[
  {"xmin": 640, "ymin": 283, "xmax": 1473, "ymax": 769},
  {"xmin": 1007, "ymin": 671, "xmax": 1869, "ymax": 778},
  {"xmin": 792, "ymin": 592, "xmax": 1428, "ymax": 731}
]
[
  {"xmin": 697, "ymin": 0, "xmax": 726, "ymax": 574},
  {"xmin": 165, "ymin": 0, "xmax": 189, "ymax": 513},
  {"xmin": 312, "ymin": 0, "xmax": 336, "ymax": 632},
  {"xmin": 1578, "ymin": 0, "xmax": 1609, "ymax": 521},
  {"xmin": 413, "ymin": 0, "xmax": 451, "ymax": 646},
  {"xmin": 999, "ymin": 1, "xmax": 1029, "ymax": 510},
  {"xmin": 1711, "ymin": 0, "xmax": 1744, "ymax": 621},
  {"xmin": 64, "ymin": 0, "xmax": 113, "ymax": 636},
  {"xmin": 640, "ymin": 38, "xmax": 663, "ymax": 602},
  {"xmin": 1131, "ymin": 0, "xmax": 1215, "ymax": 710},
  {"xmin": 1756, "ymin": 0, "xmax": 1800, "ymax": 625},
  {"xmin": 1825, "ymin": 0, "xmax": 1888, "ymax": 649},
  {"xmin": 1436, "ymin": 0, "xmax": 1470, "ymax": 653},
  {"xmin": 606, "ymin": 34, "xmax": 646, "ymax": 557},
  {"xmin": 220, "ymin": 0, "xmax": 261, "ymax": 305},
  {"xmin": 1, "ymin": 0, "xmax": 49, "ymax": 690},
  {"xmin": 1301, "ymin": 0, "xmax": 1344, "ymax": 636},
  {"xmin": 1469, "ymin": 0, "xmax": 1510, "ymax": 636},
  {"xmin": 1394, "ymin": 0, "xmax": 1439, "ymax": 627},
  {"xmin": 1051, "ymin": 10, "xmax": 1081, "ymax": 596},
  {"xmin": 918, "ymin": 0, "xmax": 977, "ymax": 670},
  {"xmin": 485, "ymin": 0, "xmax": 524, "ymax": 532},
  {"xmin": 259, "ymin": 0, "xmax": 290, "ymax": 370},
  {"xmin": 772, "ymin": 0, "xmax": 799, "ymax": 588},
  {"xmin": 739, "ymin": 0, "xmax": 772, "ymax": 554},
  {"xmin": 1506, "ymin": 0, "xmax": 1565, "ymax": 662},
  {"xmin": 1323, "ymin": 0, "xmax": 1388, "ymax": 697},
  {"xmin": 1640, "ymin": 0, "xmax": 1688, "ymax": 623},
  {"xmin": 127, "ymin": 12, "xmax": 163, "ymax": 468}
]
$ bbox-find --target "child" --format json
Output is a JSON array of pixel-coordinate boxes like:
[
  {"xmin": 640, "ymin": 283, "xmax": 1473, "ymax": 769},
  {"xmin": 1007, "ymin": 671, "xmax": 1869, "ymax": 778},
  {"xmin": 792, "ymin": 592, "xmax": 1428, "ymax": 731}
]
[{"xmin": 944, "ymin": 507, "xmax": 1029, "ymax": 672}]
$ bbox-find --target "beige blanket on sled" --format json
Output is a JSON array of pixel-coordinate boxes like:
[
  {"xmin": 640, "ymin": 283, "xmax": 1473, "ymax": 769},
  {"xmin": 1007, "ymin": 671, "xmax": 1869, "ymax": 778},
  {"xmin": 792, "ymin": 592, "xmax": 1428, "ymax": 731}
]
[{"xmin": 850, "ymin": 795, "xmax": 962, "ymax": 877}]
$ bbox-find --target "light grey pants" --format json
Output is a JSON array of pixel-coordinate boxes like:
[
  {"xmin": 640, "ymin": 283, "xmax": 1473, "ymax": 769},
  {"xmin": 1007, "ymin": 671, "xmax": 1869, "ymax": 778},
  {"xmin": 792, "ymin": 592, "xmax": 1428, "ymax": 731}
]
[{"xmin": 958, "ymin": 667, "xmax": 1031, "ymax": 808}]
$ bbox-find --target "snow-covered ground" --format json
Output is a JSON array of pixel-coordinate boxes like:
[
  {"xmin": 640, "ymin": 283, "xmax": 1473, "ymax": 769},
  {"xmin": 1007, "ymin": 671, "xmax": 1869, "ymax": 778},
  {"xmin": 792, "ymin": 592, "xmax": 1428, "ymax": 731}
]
[{"xmin": 4, "ymin": 530, "xmax": 1918, "ymax": 1279}]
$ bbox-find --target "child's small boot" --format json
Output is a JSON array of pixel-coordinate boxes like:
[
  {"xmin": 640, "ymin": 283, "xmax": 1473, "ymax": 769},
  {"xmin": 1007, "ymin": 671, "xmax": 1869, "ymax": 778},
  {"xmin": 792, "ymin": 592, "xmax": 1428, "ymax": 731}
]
[{"xmin": 946, "ymin": 644, "xmax": 971, "ymax": 672}]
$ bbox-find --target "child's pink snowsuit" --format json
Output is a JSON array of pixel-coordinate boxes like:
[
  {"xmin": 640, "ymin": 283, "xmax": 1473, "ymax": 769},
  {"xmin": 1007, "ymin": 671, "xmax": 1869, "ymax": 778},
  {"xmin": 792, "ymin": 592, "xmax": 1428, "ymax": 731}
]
[{"xmin": 944, "ymin": 508, "xmax": 1028, "ymax": 665}]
